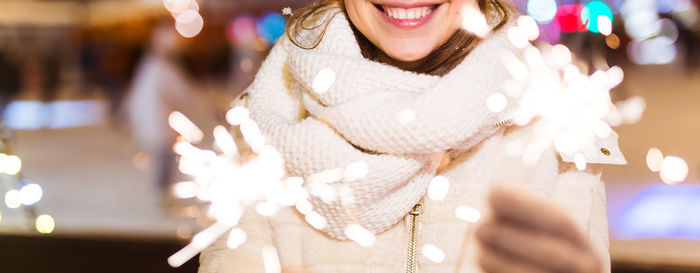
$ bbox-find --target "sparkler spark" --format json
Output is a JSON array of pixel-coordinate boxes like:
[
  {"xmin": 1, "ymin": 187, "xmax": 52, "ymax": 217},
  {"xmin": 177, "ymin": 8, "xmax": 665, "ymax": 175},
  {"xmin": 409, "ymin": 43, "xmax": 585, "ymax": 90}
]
[{"xmin": 422, "ymin": 244, "xmax": 446, "ymax": 263}]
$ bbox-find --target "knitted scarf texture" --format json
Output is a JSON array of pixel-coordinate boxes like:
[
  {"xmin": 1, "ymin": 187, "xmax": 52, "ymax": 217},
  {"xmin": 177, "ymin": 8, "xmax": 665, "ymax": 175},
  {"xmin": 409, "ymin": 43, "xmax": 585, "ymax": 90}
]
[{"xmin": 246, "ymin": 11, "xmax": 516, "ymax": 240}]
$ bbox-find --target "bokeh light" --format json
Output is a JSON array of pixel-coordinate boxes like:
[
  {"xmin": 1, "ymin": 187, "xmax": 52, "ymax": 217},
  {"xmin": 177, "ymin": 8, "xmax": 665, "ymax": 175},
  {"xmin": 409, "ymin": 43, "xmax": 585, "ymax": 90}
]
[
  {"xmin": 175, "ymin": 12, "xmax": 204, "ymax": 38},
  {"xmin": 527, "ymin": 0, "xmax": 558, "ymax": 23},
  {"xmin": 455, "ymin": 205, "xmax": 481, "ymax": 223},
  {"xmin": 581, "ymin": 1, "xmax": 614, "ymax": 34},
  {"xmin": 0, "ymin": 154, "xmax": 22, "ymax": 175},
  {"xmin": 422, "ymin": 244, "xmax": 446, "ymax": 263},
  {"xmin": 228, "ymin": 15, "xmax": 258, "ymax": 45},
  {"xmin": 556, "ymin": 4, "xmax": 586, "ymax": 33},
  {"xmin": 646, "ymin": 148, "xmax": 664, "ymax": 173},
  {"xmin": 19, "ymin": 183, "xmax": 43, "ymax": 206},
  {"xmin": 35, "ymin": 214, "xmax": 56, "ymax": 234},
  {"xmin": 256, "ymin": 12, "xmax": 286, "ymax": 43},
  {"xmin": 4, "ymin": 189, "xmax": 21, "ymax": 209},
  {"xmin": 660, "ymin": 156, "xmax": 689, "ymax": 184}
]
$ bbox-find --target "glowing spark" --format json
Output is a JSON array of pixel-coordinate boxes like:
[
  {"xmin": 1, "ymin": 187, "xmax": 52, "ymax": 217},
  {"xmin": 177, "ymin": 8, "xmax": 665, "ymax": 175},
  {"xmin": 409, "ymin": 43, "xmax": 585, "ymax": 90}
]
[
  {"xmin": 169, "ymin": 111, "xmax": 204, "ymax": 143},
  {"xmin": 213, "ymin": 125, "xmax": 239, "ymax": 157},
  {"xmin": 282, "ymin": 7, "xmax": 292, "ymax": 16},
  {"xmin": 226, "ymin": 227, "xmax": 247, "ymax": 249},
  {"xmin": 487, "ymin": 93, "xmax": 507, "ymax": 113},
  {"xmin": 344, "ymin": 224, "xmax": 376, "ymax": 247},
  {"xmin": 455, "ymin": 205, "xmax": 481, "ymax": 222},
  {"xmin": 551, "ymin": 44, "xmax": 572, "ymax": 67},
  {"xmin": 574, "ymin": 153, "xmax": 587, "ymax": 171},
  {"xmin": 169, "ymin": 223, "xmax": 230, "ymax": 268},
  {"xmin": 422, "ymin": 244, "xmax": 446, "ymax": 263},
  {"xmin": 35, "ymin": 214, "xmax": 55, "ymax": 234},
  {"xmin": 305, "ymin": 211, "xmax": 328, "ymax": 230},
  {"xmin": 427, "ymin": 176, "xmax": 450, "ymax": 201},
  {"xmin": 344, "ymin": 161, "xmax": 369, "ymax": 182},
  {"xmin": 398, "ymin": 109, "xmax": 416, "ymax": 125},
  {"xmin": 19, "ymin": 183, "xmax": 43, "ymax": 206},
  {"xmin": 597, "ymin": 15, "xmax": 613, "ymax": 36},
  {"xmin": 517, "ymin": 16, "xmax": 540, "ymax": 41},
  {"xmin": 173, "ymin": 181, "xmax": 198, "ymax": 199},
  {"xmin": 4, "ymin": 190, "xmax": 21, "ymax": 209},
  {"xmin": 646, "ymin": 148, "xmax": 664, "ymax": 173},
  {"xmin": 312, "ymin": 68, "xmax": 336, "ymax": 94},
  {"xmin": 226, "ymin": 106, "xmax": 250, "ymax": 126},
  {"xmin": 261, "ymin": 244, "xmax": 282, "ymax": 273},
  {"xmin": 461, "ymin": 4, "xmax": 490, "ymax": 37},
  {"xmin": 660, "ymin": 156, "xmax": 689, "ymax": 184}
]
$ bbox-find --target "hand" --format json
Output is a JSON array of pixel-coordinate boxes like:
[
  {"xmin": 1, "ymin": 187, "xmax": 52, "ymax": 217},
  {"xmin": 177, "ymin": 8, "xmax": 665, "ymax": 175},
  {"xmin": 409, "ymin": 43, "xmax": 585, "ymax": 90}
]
[{"xmin": 475, "ymin": 187, "xmax": 602, "ymax": 273}]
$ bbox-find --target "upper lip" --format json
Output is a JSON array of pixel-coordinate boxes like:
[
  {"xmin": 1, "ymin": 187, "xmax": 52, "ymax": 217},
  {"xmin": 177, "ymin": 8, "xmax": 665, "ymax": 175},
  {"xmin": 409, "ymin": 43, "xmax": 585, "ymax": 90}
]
[{"xmin": 372, "ymin": 1, "xmax": 443, "ymax": 8}]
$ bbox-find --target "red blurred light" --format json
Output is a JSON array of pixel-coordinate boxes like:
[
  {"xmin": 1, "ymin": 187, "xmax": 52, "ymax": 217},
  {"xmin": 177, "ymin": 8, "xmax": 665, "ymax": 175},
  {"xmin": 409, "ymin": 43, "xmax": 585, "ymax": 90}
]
[{"xmin": 555, "ymin": 4, "xmax": 586, "ymax": 33}]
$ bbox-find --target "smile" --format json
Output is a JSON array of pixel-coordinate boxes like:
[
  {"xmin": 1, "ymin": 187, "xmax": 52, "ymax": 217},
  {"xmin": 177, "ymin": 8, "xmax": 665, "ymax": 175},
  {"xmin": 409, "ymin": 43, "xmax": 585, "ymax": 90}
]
[{"xmin": 374, "ymin": 2, "xmax": 443, "ymax": 28}]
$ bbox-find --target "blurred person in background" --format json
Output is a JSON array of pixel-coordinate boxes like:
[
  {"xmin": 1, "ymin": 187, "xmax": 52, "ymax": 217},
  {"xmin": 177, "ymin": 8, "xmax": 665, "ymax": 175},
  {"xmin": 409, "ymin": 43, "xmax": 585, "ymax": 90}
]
[
  {"xmin": 199, "ymin": 0, "xmax": 624, "ymax": 272},
  {"xmin": 122, "ymin": 21, "xmax": 214, "ymax": 200}
]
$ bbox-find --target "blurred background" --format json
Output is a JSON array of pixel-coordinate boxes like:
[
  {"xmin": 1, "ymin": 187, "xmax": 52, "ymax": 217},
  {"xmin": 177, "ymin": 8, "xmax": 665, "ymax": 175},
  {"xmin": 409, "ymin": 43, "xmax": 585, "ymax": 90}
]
[{"xmin": 0, "ymin": 0, "xmax": 698, "ymax": 272}]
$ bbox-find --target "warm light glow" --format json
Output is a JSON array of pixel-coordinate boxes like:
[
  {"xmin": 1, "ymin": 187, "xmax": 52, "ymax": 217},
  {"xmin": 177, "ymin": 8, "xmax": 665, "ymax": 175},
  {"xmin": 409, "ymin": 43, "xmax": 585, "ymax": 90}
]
[
  {"xmin": 462, "ymin": 4, "xmax": 490, "ymax": 37},
  {"xmin": 312, "ymin": 68, "xmax": 336, "ymax": 94},
  {"xmin": 487, "ymin": 93, "xmax": 508, "ymax": 113},
  {"xmin": 1, "ymin": 154, "xmax": 22, "ymax": 175},
  {"xmin": 344, "ymin": 161, "xmax": 369, "ymax": 182},
  {"xmin": 226, "ymin": 228, "xmax": 247, "ymax": 249},
  {"xmin": 455, "ymin": 205, "xmax": 481, "ymax": 222},
  {"xmin": 305, "ymin": 211, "xmax": 328, "ymax": 230},
  {"xmin": 597, "ymin": 15, "xmax": 613, "ymax": 36},
  {"xmin": 422, "ymin": 244, "xmax": 446, "ymax": 263},
  {"xmin": 646, "ymin": 148, "xmax": 664, "ymax": 173},
  {"xmin": 173, "ymin": 181, "xmax": 198, "ymax": 199},
  {"xmin": 427, "ymin": 176, "xmax": 450, "ymax": 201},
  {"xmin": 4, "ymin": 189, "xmax": 21, "ymax": 209},
  {"xmin": 226, "ymin": 106, "xmax": 250, "ymax": 126},
  {"xmin": 168, "ymin": 111, "xmax": 204, "ymax": 143},
  {"xmin": 35, "ymin": 214, "xmax": 55, "ymax": 233},
  {"xmin": 660, "ymin": 156, "xmax": 689, "ymax": 184},
  {"xmin": 344, "ymin": 224, "xmax": 376, "ymax": 247},
  {"xmin": 398, "ymin": 109, "xmax": 416, "ymax": 125},
  {"xmin": 261, "ymin": 244, "xmax": 282, "ymax": 273},
  {"xmin": 574, "ymin": 153, "xmax": 587, "ymax": 171},
  {"xmin": 175, "ymin": 12, "xmax": 204, "ymax": 38},
  {"xmin": 19, "ymin": 183, "xmax": 43, "ymax": 206}
]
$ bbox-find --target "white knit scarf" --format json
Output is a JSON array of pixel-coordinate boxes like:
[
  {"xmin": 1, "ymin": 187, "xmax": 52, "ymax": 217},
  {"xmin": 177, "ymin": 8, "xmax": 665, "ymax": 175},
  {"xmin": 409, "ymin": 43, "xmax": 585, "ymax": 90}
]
[{"xmin": 246, "ymin": 11, "xmax": 516, "ymax": 240}]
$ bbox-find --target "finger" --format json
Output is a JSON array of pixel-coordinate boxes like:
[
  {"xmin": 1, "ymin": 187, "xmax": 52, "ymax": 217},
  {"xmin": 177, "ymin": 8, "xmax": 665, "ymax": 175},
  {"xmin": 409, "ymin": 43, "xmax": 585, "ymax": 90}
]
[
  {"xmin": 488, "ymin": 187, "xmax": 586, "ymax": 248},
  {"xmin": 476, "ymin": 219, "xmax": 602, "ymax": 273},
  {"xmin": 478, "ymin": 242, "xmax": 550, "ymax": 273}
]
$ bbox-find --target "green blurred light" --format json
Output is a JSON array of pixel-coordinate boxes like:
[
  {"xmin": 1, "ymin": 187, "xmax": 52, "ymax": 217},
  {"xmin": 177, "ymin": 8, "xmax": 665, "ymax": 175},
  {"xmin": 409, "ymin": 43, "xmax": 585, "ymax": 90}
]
[{"xmin": 581, "ymin": 1, "xmax": 613, "ymax": 33}]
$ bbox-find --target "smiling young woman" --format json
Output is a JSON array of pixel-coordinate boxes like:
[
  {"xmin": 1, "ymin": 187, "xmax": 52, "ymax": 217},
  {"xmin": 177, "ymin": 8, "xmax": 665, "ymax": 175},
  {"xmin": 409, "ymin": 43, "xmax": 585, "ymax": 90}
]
[
  {"xmin": 198, "ymin": 0, "xmax": 620, "ymax": 272},
  {"xmin": 288, "ymin": 0, "xmax": 511, "ymax": 75}
]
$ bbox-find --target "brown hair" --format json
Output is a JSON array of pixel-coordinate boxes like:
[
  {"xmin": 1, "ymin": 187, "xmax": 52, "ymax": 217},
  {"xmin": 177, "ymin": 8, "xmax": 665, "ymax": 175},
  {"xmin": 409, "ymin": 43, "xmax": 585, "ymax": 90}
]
[{"xmin": 285, "ymin": 0, "xmax": 513, "ymax": 76}]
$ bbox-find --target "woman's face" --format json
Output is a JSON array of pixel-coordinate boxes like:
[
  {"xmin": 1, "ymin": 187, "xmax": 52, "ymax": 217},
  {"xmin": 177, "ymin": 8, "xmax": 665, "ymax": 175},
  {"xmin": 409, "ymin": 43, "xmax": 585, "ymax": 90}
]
[{"xmin": 345, "ymin": 0, "xmax": 472, "ymax": 62}]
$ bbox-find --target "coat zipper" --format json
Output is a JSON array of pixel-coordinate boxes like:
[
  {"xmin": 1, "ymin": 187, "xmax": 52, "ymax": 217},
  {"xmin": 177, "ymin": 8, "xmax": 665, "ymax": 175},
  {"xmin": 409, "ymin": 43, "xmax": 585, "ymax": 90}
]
[{"xmin": 405, "ymin": 201, "xmax": 423, "ymax": 273}]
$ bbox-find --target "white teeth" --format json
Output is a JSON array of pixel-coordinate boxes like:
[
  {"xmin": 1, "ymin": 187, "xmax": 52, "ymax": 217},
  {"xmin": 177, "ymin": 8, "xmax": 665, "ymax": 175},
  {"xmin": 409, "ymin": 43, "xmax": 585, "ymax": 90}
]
[{"xmin": 383, "ymin": 6, "xmax": 434, "ymax": 20}]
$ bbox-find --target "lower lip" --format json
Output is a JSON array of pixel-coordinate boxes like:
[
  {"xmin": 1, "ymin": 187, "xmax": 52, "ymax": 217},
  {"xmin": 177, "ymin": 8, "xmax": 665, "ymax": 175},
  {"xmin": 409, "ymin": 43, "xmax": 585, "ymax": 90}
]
[{"xmin": 376, "ymin": 4, "xmax": 442, "ymax": 28}]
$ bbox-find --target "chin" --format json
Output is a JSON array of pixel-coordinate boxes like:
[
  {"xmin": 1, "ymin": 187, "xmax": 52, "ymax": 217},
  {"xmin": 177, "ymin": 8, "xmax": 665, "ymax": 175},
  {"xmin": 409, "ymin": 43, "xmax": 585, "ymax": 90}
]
[{"xmin": 380, "ymin": 40, "xmax": 437, "ymax": 62}]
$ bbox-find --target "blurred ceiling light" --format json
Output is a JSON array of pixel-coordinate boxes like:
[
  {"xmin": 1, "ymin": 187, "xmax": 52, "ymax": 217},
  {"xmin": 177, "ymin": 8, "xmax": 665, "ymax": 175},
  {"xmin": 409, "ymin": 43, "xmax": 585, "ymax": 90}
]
[
  {"xmin": 2, "ymin": 100, "xmax": 107, "ymax": 130},
  {"xmin": 617, "ymin": 184, "xmax": 700, "ymax": 239}
]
